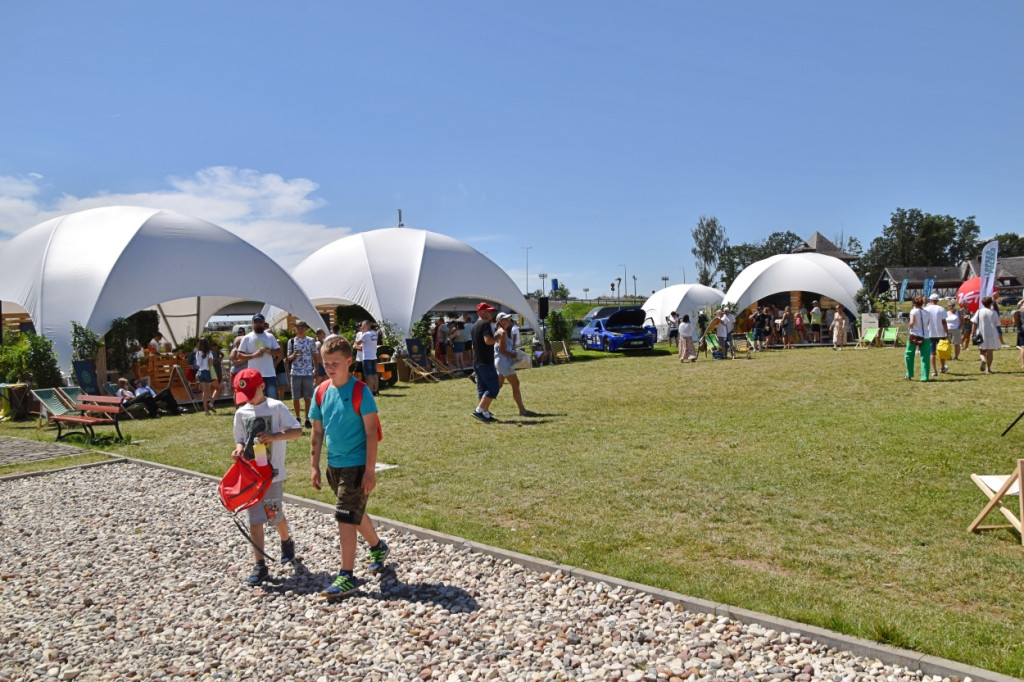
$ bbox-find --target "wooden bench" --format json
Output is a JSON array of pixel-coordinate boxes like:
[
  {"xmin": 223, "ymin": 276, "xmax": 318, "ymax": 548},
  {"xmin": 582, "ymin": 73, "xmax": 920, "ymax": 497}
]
[{"xmin": 50, "ymin": 397, "xmax": 124, "ymax": 443}]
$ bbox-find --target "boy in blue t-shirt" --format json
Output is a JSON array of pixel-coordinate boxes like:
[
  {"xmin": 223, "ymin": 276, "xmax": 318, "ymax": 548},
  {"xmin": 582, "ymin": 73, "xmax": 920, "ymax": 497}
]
[{"xmin": 309, "ymin": 336, "xmax": 389, "ymax": 599}]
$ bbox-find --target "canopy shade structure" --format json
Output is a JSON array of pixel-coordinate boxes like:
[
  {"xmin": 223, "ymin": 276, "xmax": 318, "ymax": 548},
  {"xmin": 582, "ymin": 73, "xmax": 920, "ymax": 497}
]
[
  {"xmin": 290, "ymin": 227, "xmax": 540, "ymax": 336},
  {"xmin": 723, "ymin": 253, "xmax": 861, "ymax": 313},
  {"xmin": 0, "ymin": 206, "xmax": 324, "ymax": 371},
  {"xmin": 642, "ymin": 284, "xmax": 725, "ymax": 338}
]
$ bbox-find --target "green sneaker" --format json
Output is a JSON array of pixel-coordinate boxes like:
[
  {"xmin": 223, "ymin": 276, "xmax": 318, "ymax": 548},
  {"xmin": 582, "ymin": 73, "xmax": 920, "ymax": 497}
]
[
  {"xmin": 367, "ymin": 540, "xmax": 390, "ymax": 574},
  {"xmin": 321, "ymin": 571, "xmax": 357, "ymax": 599}
]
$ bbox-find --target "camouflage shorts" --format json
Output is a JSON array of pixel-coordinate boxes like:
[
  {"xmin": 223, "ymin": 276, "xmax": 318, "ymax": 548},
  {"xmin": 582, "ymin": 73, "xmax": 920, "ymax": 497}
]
[{"xmin": 326, "ymin": 465, "xmax": 368, "ymax": 526}]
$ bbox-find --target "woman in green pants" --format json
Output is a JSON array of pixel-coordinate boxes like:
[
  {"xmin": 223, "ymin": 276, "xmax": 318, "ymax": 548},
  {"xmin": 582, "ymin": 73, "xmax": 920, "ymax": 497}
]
[{"xmin": 905, "ymin": 296, "xmax": 931, "ymax": 382}]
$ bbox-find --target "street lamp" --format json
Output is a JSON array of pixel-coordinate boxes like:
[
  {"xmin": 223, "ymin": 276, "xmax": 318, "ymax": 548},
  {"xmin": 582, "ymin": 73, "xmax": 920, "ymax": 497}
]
[
  {"xmin": 661, "ymin": 276, "xmax": 669, "ymax": 289},
  {"xmin": 583, "ymin": 287, "xmax": 589, "ymax": 300},
  {"xmin": 616, "ymin": 277, "xmax": 621, "ymax": 300},
  {"xmin": 618, "ymin": 264, "xmax": 627, "ymax": 300},
  {"xmin": 522, "ymin": 246, "xmax": 532, "ymax": 295},
  {"xmin": 538, "ymin": 273, "xmax": 548, "ymax": 295},
  {"xmin": 632, "ymin": 275, "xmax": 637, "ymax": 297}
]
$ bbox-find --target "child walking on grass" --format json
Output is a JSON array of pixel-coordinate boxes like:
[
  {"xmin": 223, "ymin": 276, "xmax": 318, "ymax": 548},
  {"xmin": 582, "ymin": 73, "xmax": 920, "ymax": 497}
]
[
  {"xmin": 310, "ymin": 336, "xmax": 389, "ymax": 600},
  {"xmin": 232, "ymin": 368, "xmax": 303, "ymax": 586}
]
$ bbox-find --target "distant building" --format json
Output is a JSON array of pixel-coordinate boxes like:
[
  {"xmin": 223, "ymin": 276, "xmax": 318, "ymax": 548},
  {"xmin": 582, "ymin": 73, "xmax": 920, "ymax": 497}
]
[
  {"xmin": 874, "ymin": 267, "xmax": 963, "ymax": 300},
  {"xmin": 792, "ymin": 231, "xmax": 859, "ymax": 264}
]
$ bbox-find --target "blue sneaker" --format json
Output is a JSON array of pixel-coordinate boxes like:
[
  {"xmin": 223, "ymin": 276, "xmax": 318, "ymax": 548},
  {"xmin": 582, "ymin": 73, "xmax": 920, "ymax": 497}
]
[
  {"xmin": 321, "ymin": 571, "xmax": 357, "ymax": 599},
  {"xmin": 245, "ymin": 562, "xmax": 268, "ymax": 587},
  {"xmin": 367, "ymin": 540, "xmax": 389, "ymax": 574}
]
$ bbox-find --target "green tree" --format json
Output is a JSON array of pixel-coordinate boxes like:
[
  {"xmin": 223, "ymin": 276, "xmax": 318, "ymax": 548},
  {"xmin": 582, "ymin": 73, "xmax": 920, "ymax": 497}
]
[
  {"xmin": 691, "ymin": 215, "xmax": 729, "ymax": 287},
  {"xmin": 859, "ymin": 208, "xmax": 980, "ymax": 289},
  {"xmin": 990, "ymin": 232, "xmax": 1024, "ymax": 258},
  {"xmin": 553, "ymin": 283, "xmax": 571, "ymax": 299},
  {"xmin": 545, "ymin": 309, "xmax": 572, "ymax": 344},
  {"xmin": 719, "ymin": 230, "xmax": 804, "ymax": 287}
]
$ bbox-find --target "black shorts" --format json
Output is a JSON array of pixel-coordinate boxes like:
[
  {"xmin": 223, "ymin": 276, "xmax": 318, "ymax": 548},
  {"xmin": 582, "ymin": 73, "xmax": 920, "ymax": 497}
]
[
  {"xmin": 326, "ymin": 465, "xmax": 368, "ymax": 526},
  {"xmin": 668, "ymin": 329, "xmax": 679, "ymax": 339}
]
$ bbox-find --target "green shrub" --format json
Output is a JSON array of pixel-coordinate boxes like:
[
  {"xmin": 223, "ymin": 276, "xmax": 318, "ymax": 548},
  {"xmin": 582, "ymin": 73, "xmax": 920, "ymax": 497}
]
[
  {"xmin": 0, "ymin": 332, "xmax": 63, "ymax": 387},
  {"xmin": 545, "ymin": 310, "xmax": 572, "ymax": 344}
]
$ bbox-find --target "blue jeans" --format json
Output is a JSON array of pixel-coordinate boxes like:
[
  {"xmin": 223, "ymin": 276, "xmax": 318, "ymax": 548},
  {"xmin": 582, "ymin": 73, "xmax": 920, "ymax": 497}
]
[{"xmin": 263, "ymin": 375, "xmax": 279, "ymax": 399}]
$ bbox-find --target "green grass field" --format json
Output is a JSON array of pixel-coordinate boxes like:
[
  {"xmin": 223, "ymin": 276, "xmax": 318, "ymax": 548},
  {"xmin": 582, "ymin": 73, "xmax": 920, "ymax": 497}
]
[{"xmin": 4, "ymin": 343, "xmax": 1024, "ymax": 676}]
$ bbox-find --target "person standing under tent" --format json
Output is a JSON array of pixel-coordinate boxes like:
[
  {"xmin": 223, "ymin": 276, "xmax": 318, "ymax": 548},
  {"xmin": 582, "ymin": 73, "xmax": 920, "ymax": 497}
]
[{"xmin": 237, "ymin": 313, "xmax": 283, "ymax": 399}]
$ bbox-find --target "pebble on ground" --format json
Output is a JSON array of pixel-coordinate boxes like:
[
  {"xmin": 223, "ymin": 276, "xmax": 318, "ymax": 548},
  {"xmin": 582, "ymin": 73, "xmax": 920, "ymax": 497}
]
[{"xmin": 0, "ymin": 465, "xmax": 968, "ymax": 682}]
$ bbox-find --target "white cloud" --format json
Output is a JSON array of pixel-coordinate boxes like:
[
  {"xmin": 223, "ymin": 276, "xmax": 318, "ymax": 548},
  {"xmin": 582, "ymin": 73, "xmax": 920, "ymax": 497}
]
[{"xmin": 0, "ymin": 167, "xmax": 351, "ymax": 268}]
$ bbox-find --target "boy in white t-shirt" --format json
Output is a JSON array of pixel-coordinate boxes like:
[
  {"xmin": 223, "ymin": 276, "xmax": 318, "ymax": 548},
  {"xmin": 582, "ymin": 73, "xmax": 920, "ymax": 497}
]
[{"xmin": 232, "ymin": 368, "xmax": 303, "ymax": 586}]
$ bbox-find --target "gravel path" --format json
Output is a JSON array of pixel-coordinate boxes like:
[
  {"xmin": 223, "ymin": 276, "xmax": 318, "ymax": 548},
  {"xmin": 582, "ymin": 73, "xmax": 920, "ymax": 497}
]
[{"xmin": 1, "ymin": 464, "xmax": 967, "ymax": 682}]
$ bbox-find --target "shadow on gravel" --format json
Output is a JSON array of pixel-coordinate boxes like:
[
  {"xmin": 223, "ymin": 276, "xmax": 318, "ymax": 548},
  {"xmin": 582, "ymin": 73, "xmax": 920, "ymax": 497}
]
[{"xmin": 258, "ymin": 564, "xmax": 480, "ymax": 611}]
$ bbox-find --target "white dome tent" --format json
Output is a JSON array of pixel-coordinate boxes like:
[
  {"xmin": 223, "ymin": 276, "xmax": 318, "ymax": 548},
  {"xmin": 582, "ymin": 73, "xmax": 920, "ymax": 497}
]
[
  {"xmin": 642, "ymin": 284, "xmax": 725, "ymax": 339},
  {"xmin": 290, "ymin": 227, "xmax": 540, "ymax": 337},
  {"xmin": 0, "ymin": 206, "xmax": 324, "ymax": 371},
  {"xmin": 723, "ymin": 253, "xmax": 861, "ymax": 314}
]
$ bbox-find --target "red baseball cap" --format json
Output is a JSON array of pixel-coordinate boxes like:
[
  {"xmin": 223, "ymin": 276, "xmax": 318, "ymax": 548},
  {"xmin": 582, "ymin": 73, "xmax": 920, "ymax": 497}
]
[
  {"xmin": 476, "ymin": 302, "xmax": 495, "ymax": 313},
  {"xmin": 233, "ymin": 368, "xmax": 264, "ymax": 404}
]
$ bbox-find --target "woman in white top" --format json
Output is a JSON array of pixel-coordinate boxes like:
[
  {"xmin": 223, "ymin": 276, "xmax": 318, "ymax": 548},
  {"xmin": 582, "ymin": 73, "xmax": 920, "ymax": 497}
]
[
  {"xmin": 971, "ymin": 296, "xmax": 1003, "ymax": 374},
  {"xmin": 493, "ymin": 313, "xmax": 536, "ymax": 417},
  {"xmin": 195, "ymin": 337, "xmax": 218, "ymax": 414},
  {"xmin": 678, "ymin": 314, "xmax": 697, "ymax": 363},
  {"xmin": 830, "ymin": 306, "xmax": 847, "ymax": 350}
]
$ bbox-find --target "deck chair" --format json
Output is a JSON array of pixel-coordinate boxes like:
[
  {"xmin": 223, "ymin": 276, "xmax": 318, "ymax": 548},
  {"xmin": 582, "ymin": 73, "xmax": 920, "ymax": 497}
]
[
  {"xmin": 731, "ymin": 333, "xmax": 752, "ymax": 359},
  {"xmin": 968, "ymin": 459, "xmax": 1023, "ymax": 544},
  {"xmin": 58, "ymin": 386, "xmax": 84, "ymax": 409},
  {"xmin": 427, "ymin": 354, "xmax": 460, "ymax": 379},
  {"xmin": 881, "ymin": 326, "xmax": 902, "ymax": 348},
  {"xmin": 400, "ymin": 357, "xmax": 439, "ymax": 383},
  {"xmin": 855, "ymin": 327, "xmax": 880, "ymax": 349},
  {"xmin": 704, "ymin": 333, "xmax": 727, "ymax": 359},
  {"xmin": 555, "ymin": 340, "xmax": 572, "ymax": 364},
  {"xmin": 105, "ymin": 382, "xmax": 120, "ymax": 397},
  {"xmin": 31, "ymin": 387, "xmax": 79, "ymax": 426}
]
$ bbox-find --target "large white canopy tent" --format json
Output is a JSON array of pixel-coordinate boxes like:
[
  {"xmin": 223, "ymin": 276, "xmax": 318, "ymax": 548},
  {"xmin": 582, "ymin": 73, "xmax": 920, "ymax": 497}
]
[
  {"xmin": 0, "ymin": 206, "xmax": 324, "ymax": 371},
  {"xmin": 723, "ymin": 253, "xmax": 861, "ymax": 314},
  {"xmin": 290, "ymin": 227, "xmax": 540, "ymax": 336},
  {"xmin": 642, "ymin": 284, "xmax": 725, "ymax": 339}
]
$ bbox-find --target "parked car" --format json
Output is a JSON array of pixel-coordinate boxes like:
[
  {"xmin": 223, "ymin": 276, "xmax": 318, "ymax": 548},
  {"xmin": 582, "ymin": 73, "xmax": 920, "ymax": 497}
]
[
  {"xmin": 580, "ymin": 308, "xmax": 658, "ymax": 351},
  {"xmin": 570, "ymin": 319, "xmax": 586, "ymax": 344}
]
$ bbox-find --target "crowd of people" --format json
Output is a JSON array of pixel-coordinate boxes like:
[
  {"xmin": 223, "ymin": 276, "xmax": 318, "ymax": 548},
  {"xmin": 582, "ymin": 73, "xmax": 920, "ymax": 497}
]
[{"xmin": 904, "ymin": 293, "xmax": 1009, "ymax": 380}]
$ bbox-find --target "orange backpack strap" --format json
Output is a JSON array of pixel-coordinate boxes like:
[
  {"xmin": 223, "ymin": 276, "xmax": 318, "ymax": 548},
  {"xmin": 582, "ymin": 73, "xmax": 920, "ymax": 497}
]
[{"xmin": 315, "ymin": 379, "xmax": 382, "ymax": 441}]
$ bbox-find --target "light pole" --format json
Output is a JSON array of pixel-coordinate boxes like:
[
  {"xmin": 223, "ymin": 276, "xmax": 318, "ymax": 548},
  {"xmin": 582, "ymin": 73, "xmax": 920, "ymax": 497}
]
[
  {"xmin": 661, "ymin": 276, "xmax": 669, "ymax": 289},
  {"xmin": 632, "ymin": 275, "xmax": 637, "ymax": 298},
  {"xmin": 538, "ymin": 273, "xmax": 548, "ymax": 295},
  {"xmin": 616, "ymin": 277, "xmax": 621, "ymax": 300},
  {"xmin": 618, "ymin": 264, "xmax": 627, "ymax": 300},
  {"xmin": 680, "ymin": 266, "xmax": 686, "ymax": 284},
  {"xmin": 522, "ymin": 246, "xmax": 532, "ymax": 295},
  {"xmin": 583, "ymin": 287, "xmax": 589, "ymax": 301}
]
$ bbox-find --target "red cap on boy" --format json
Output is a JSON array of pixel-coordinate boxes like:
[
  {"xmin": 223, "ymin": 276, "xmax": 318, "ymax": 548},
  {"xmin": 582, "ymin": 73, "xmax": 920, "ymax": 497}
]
[{"xmin": 233, "ymin": 368, "xmax": 264, "ymax": 405}]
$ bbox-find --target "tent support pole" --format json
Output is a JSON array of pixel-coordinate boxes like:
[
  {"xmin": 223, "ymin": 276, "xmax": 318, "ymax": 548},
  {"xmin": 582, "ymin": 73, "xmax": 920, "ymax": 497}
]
[
  {"xmin": 196, "ymin": 297, "xmax": 201, "ymax": 339},
  {"xmin": 155, "ymin": 304, "xmax": 178, "ymax": 348}
]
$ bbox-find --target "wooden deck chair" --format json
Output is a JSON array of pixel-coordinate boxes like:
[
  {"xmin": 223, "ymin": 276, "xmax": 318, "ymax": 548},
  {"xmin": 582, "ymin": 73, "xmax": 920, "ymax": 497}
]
[
  {"xmin": 427, "ymin": 354, "xmax": 460, "ymax": 379},
  {"xmin": 730, "ymin": 333, "xmax": 752, "ymax": 359},
  {"xmin": 704, "ymin": 332, "xmax": 722, "ymax": 358},
  {"xmin": 167, "ymin": 365, "xmax": 200, "ymax": 407},
  {"xmin": 855, "ymin": 327, "xmax": 880, "ymax": 349},
  {"xmin": 968, "ymin": 459, "xmax": 1023, "ymax": 543},
  {"xmin": 31, "ymin": 387, "xmax": 79, "ymax": 426},
  {"xmin": 555, "ymin": 340, "xmax": 572, "ymax": 364},
  {"xmin": 58, "ymin": 386, "xmax": 84, "ymax": 409},
  {"xmin": 400, "ymin": 356, "xmax": 439, "ymax": 383},
  {"xmin": 880, "ymin": 326, "xmax": 902, "ymax": 348}
]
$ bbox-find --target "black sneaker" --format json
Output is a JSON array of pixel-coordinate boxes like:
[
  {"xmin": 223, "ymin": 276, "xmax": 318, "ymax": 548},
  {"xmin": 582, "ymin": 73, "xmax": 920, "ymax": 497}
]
[
  {"xmin": 367, "ymin": 540, "xmax": 389, "ymax": 574},
  {"xmin": 472, "ymin": 410, "xmax": 487, "ymax": 422},
  {"xmin": 245, "ymin": 562, "xmax": 269, "ymax": 586},
  {"xmin": 280, "ymin": 538, "xmax": 296, "ymax": 564},
  {"xmin": 304, "ymin": 419, "xmax": 312, "ymax": 429}
]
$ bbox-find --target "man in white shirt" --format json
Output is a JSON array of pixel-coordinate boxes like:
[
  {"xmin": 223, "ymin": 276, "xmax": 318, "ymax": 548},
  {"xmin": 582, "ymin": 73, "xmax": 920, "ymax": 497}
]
[
  {"xmin": 924, "ymin": 293, "xmax": 949, "ymax": 376},
  {"xmin": 237, "ymin": 313, "xmax": 283, "ymax": 398},
  {"xmin": 353, "ymin": 320, "xmax": 379, "ymax": 396}
]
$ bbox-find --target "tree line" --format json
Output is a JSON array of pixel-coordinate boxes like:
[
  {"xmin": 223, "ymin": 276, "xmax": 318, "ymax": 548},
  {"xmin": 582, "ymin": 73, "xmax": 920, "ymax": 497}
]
[{"xmin": 690, "ymin": 209, "xmax": 1024, "ymax": 291}]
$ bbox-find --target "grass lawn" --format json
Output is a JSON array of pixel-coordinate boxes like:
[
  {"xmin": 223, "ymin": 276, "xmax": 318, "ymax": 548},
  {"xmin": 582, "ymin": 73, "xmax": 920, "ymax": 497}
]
[{"xmin": 4, "ymin": 343, "xmax": 1024, "ymax": 676}]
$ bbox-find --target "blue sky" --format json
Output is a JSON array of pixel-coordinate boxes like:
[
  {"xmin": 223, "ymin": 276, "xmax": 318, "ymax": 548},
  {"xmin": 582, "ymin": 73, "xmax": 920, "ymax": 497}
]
[{"xmin": 1, "ymin": 1, "xmax": 1021, "ymax": 299}]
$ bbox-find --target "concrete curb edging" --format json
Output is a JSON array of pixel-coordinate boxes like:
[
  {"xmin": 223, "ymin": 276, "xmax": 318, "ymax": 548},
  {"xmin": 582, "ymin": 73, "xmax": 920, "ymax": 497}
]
[{"xmin": 3, "ymin": 455, "xmax": 1020, "ymax": 682}]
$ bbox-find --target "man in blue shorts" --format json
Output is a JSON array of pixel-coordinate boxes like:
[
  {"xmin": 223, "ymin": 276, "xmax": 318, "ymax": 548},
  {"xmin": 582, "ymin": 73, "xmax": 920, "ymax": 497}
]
[{"xmin": 470, "ymin": 302, "xmax": 500, "ymax": 423}]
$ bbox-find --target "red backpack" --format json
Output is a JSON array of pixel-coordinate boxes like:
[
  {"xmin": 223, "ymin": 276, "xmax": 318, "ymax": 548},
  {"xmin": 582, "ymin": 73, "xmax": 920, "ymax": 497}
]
[
  {"xmin": 315, "ymin": 379, "xmax": 383, "ymax": 441},
  {"xmin": 218, "ymin": 455, "xmax": 274, "ymax": 513}
]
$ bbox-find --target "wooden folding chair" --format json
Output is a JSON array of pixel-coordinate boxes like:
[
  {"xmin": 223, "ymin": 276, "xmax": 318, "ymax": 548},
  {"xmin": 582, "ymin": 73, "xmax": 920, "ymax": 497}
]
[
  {"xmin": 555, "ymin": 340, "xmax": 572, "ymax": 364},
  {"xmin": 427, "ymin": 355, "xmax": 459, "ymax": 379},
  {"xmin": 401, "ymin": 357, "xmax": 439, "ymax": 383},
  {"xmin": 968, "ymin": 459, "xmax": 1023, "ymax": 544},
  {"xmin": 855, "ymin": 327, "xmax": 880, "ymax": 349}
]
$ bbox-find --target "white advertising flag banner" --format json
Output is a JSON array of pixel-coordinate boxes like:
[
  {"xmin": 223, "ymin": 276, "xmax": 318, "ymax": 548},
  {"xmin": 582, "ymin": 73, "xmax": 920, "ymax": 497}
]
[{"xmin": 980, "ymin": 240, "xmax": 999, "ymax": 299}]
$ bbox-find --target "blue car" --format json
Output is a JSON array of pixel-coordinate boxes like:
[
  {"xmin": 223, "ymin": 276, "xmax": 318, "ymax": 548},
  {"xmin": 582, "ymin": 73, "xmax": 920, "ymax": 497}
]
[{"xmin": 580, "ymin": 308, "xmax": 658, "ymax": 351}]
